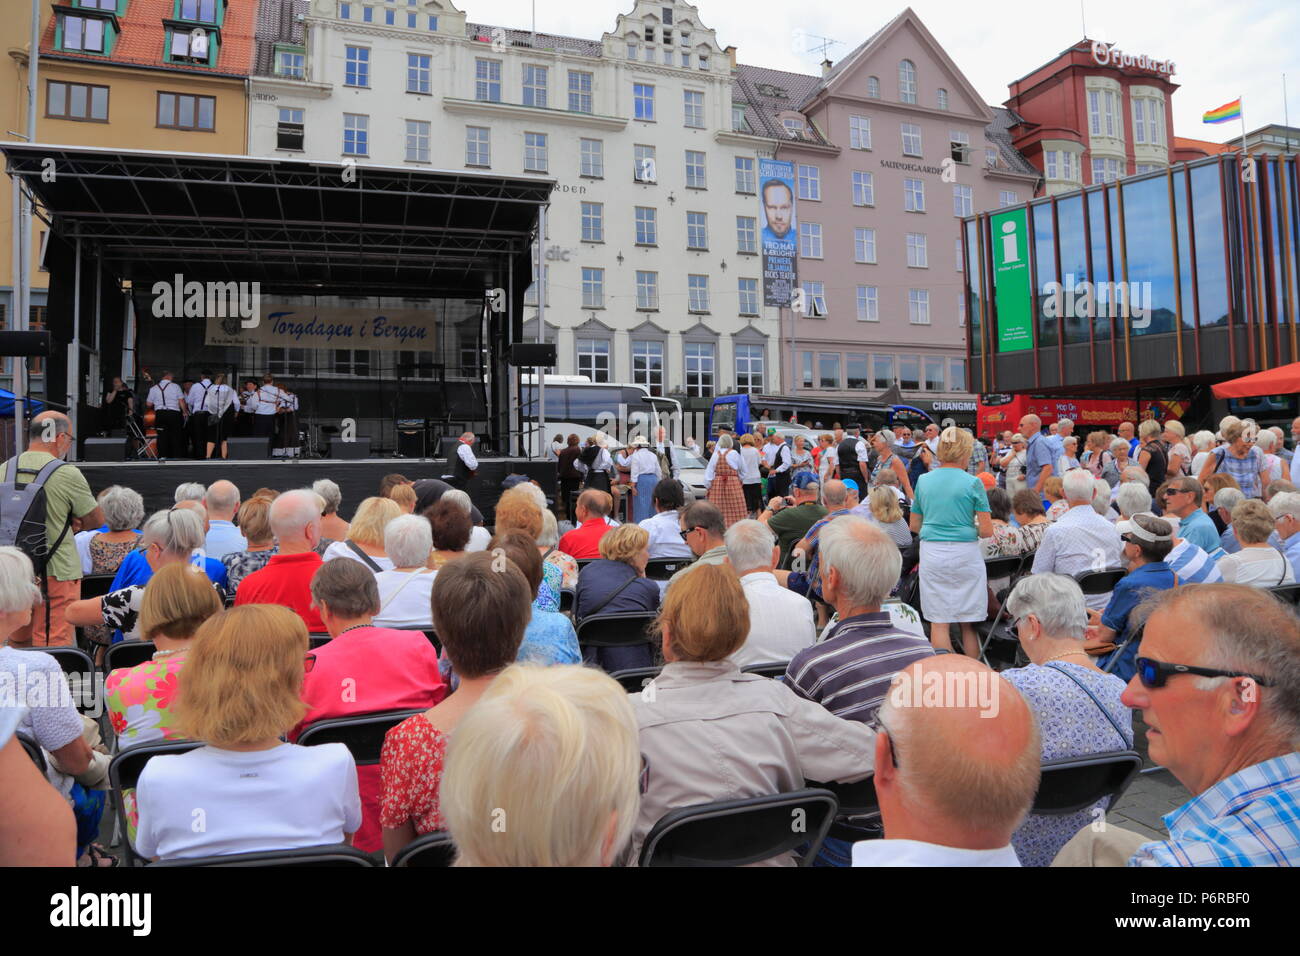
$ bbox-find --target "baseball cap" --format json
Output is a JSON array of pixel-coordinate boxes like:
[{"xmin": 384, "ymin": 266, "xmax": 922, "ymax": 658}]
[
  {"xmin": 792, "ymin": 472, "xmax": 821, "ymax": 491},
  {"xmin": 842, "ymin": 479, "xmax": 860, "ymax": 494}
]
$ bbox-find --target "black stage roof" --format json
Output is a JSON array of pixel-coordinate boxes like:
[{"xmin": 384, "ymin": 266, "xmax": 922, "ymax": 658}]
[{"xmin": 1, "ymin": 142, "xmax": 553, "ymax": 296}]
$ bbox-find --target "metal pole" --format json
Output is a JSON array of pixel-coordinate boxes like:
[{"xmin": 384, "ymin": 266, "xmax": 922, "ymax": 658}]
[
  {"xmin": 17, "ymin": 0, "xmax": 40, "ymax": 443},
  {"xmin": 536, "ymin": 205, "xmax": 546, "ymax": 457},
  {"xmin": 70, "ymin": 237, "xmax": 80, "ymax": 459},
  {"xmin": 11, "ymin": 177, "xmax": 22, "ymax": 457}
]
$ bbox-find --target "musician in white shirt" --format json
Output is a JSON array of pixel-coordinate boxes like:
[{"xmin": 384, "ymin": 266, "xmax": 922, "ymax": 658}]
[
  {"xmin": 628, "ymin": 437, "xmax": 662, "ymax": 523},
  {"xmin": 253, "ymin": 374, "xmax": 282, "ymax": 439},
  {"xmin": 203, "ymin": 373, "xmax": 238, "ymax": 460},
  {"xmin": 146, "ymin": 370, "xmax": 188, "ymax": 458},
  {"xmin": 186, "ymin": 371, "xmax": 215, "ymax": 460}
]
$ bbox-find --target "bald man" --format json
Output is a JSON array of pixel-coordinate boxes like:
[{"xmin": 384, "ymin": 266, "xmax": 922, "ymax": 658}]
[
  {"xmin": 853, "ymin": 656, "xmax": 1041, "ymax": 866},
  {"xmin": 0, "ymin": 411, "xmax": 103, "ymax": 646},
  {"xmin": 234, "ymin": 489, "xmax": 325, "ymax": 630},
  {"xmin": 203, "ymin": 480, "xmax": 246, "ymax": 559}
]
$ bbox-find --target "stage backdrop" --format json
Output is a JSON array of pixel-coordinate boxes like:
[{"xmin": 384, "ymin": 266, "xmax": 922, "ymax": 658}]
[{"xmin": 205, "ymin": 304, "xmax": 437, "ymax": 352}]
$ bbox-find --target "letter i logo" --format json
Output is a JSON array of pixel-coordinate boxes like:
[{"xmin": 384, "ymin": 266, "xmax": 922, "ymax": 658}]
[{"xmin": 1001, "ymin": 221, "xmax": 1020, "ymax": 264}]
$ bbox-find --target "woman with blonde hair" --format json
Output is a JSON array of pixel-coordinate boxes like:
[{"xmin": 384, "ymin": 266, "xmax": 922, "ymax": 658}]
[
  {"xmin": 853, "ymin": 485, "xmax": 911, "ymax": 547},
  {"xmin": 738, "ymin": 433, "xmax": 763, "ymax": 516},
  {"xmin": 1136, "ymin": 418, "xmax": 1169, "ymax": 491},
  {"xmin": 909, "ymin": 426, "xmax": 994, "ymax": 658},
  {"xmin": 574, "ymin": 523, "xmax": 660, "ymax": 672},
  {"xmin": 132, "ymin": 605, "xmax": 362, "ymax": 861},
  {"xmin": 1043, "ymin": 475, "xmax": 1069, "ymax": 521},
  {"xmin": 442, "ymin": 664, "xmax": 640, "ymax": 867},
  {"xmin": 220, "ymin": 494, "xmax": 278, "ymax": 593},
  {"xmin": 630, "ymin": 564, "xmax": 875, "ymax": 865},
  {"xmin": 323, "ymin": 496, "xmax": 399, "ymax": 571},
  {"xmin": 1217, "ymin": 499, "xmax": 1296, "ymax": 587},
  {"xmin": 704, "ymin": 433, "xmax": 748, "ymax": 527},
  {"xmin": 1198, "ymin": 420, "xmax": 1269, "ymax": 499},
  {"xmin": 494, "ymin": 485, "xmax": 570, "ymax": 608}
]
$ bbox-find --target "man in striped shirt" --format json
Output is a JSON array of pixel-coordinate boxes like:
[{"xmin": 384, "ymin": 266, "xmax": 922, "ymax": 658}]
[{"xmin": 784, "ymin": 516, "xmax": 932, "ymax": 723}]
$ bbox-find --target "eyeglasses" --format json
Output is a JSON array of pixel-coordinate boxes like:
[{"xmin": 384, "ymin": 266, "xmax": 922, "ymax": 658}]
[
  {"xmin": 678, "ymin": 526, "xmax": 701, "ymax": 541},
  {"xmin": 867, "ymin": 712, "xmax": 900, "ymax": 768},
  {"xmin": 1134, "ymin": 656, "xmax": 1271, "ymax": 690}
]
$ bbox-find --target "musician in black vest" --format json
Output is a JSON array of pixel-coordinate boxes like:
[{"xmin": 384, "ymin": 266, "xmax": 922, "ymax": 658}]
[
  {"xmin": 145, "ymin": 370, "xmax": 188, "ymax": 459},
  {"xmin": 762, "ymin": 430, "xmax": 793, "ymax": 500},
  {"xmin": 443, "ymin": 432, "xmax": 479, "ymax": 489},
  {"xmin": 186, "ymin": 370, "xmax": 214, "ymax": 459},
  {"xmin": 836, "ymin": 424, "xmax": 870, "ymax": 489}
]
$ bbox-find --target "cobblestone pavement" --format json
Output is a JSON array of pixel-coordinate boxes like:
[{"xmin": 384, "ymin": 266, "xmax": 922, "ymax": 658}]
[{"xmin": 1105, "ymin": 712, "xmax": 1190, "ymax": 842}]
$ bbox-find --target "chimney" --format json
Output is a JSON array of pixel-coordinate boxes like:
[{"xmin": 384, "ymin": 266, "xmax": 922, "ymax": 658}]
[
  {"xmin": 821, "ymin": 58, "xmax": 833, "ymax": 77},
  {"xmin": 725, "ymin": 45, "xmax": 737, "ymax": 70}
]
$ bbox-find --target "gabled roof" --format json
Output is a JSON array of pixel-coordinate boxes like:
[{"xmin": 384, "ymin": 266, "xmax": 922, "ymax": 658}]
[
  {"xmin": 254, "ymin": 0, "xmax": 309, "ymax": 77},
  {"xmin": 986, "ymin": 107, "xmax": 1042, "ymax": 176},
  {"xmin": 732, "ymin": 64, "xmax": 832, "ymax": 146},
  {"xmin": 815, "ymin": 11, "xmax": 902, "ymax": 88}
]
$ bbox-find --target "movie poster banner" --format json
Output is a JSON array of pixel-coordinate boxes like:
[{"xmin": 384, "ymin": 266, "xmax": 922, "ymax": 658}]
[
  {"xmin": 205, "ymin": 304, "xmax": 438, "ymax": 352},
  {"xmin": 759, "ymin": 159, "xmax": 798, "ymax": 307}
]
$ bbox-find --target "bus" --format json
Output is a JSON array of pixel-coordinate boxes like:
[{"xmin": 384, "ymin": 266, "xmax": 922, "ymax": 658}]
[
  {"xmin": 709, "ymin": 393, "xmax": 893, "ymax": 438},
  {"xmin": 520, "ymin": 376, "xmax": 683, "ymax": 457}
]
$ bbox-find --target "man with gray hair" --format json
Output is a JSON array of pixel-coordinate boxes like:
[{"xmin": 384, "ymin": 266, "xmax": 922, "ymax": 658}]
[
  {"xmin": 724, "ymin": 520, "xmax": 815, "ymax": 667},
  {"xmin": 173, "ymin": 482, "xmax": 206, "ymax": 504},
  {"xmin": 203, "ymin": 480, "xmax": 246, "ymax": 560},
  {"xmin": 1057, "ymin": 583, "xmax": 1300, "ymax": 866},
  {"xmin": 853, "ymin": 655, "xmax": 1041, "ymax": 867},
  {"xmin": 1214, "ymin": 486, "xmax": 1247, "ymax": 554},
  {"xmin": 234, "ymin": 488, "xmax": 325, "ymax": 630},
  {"xmin": 1268, "ymin": 491, "xmax": 1300, "ymax": 573},
  {"xmin": 785, "ymin": 516, "xmax": 932, "ymax": 723},
  {"xmin": 1031, "ymin": 469, "xmax": 1123, "ymax": 611}
]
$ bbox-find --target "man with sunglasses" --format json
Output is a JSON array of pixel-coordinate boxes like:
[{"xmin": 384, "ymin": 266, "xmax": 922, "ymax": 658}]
[
  {"xmin": 1160, "ymin": 477, "xmax": 1221, "ymax": 554},
  {"xmin": 1268, "ymin": 491, "xmax": 1300, "ymax": 574},
  {"xmin": 1058, "ymin": 583, "xmax": 1300, "ymax": 866}
]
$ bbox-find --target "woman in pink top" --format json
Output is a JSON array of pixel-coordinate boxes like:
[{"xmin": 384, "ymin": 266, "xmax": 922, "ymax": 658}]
[{"xmin": 379, "ymin": 551, "xmax": 531, "ymax": 862}]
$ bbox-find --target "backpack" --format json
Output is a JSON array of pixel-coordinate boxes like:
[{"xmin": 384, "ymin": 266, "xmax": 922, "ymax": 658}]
[{"xmin": 0, "ymin": 456, "xmax": 73, "ymax": 579}]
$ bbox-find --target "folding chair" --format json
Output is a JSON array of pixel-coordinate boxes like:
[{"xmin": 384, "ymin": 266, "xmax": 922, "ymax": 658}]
[
  {"xmin": 740, "ymin": 661, "xmax": 790, "ymax": 680},
  {"xmin": 79, "ymin": 573, "xmax": 119, "ymax": 602},
  {"xmin": 638, "ymin": 788, "xmax": 838, "ymax": 867},
  {"xmin": 109, "ymin": 739, "xmax": 205, "ymax": 867},
  {"xmin": 14, "ymin": 645, "xmax": 99, "ymax": 718},
  {"xmin": 297, "ymin": 709, "xmax": 426, "ymax": 766},
  {"xmin": 608, "ymin": 665, "xmax": 662, "ymax": 694},
  {"xmin": 1270, "ymin": 583, "xmax": 1300, "ymax": 607},
  {"xmin": 559, "ymin": 588, "xmax": 576, "ymax": 614},
  {"xmin": 808, "ymin": 774, "xmax": 883, "ymax": 842},
  {"xmin": 391, "ymin": 830, "xmax": 457, "ymax": 867},
  {"xmin": 575, "ymin": 611, "xmax": 658, "ymax": 658},
  {"xmin": 976, "ymin": 553, "xmax": 1029, "ymax": 664},
  {"xmin": 1099, "ymin": 624, "xmax": 1143, "ymax": 676},
  {"xmin": 105, "ymin": 641, "xmax": 157, "ymax": 674},
  {"xmin": 1033, "ymin": 750, "xmax": 1143, "ymax": 815},
  {"xmin": 1073, "ymin": 567, "xmax": 1128, "ymax": 598},
  {"xmin": 308, "ymin": 633, "xmax": 332, "ymax": 650},
  {"xmin": 150, "ymin": 845, "xmax": 377, "ymax": 867},
  {"xmin": 17, "ymin": 733, "xmax": 46, "ymax": 772},
  {"xmin": 644, "ymin": 557, "xmax": 693, "ymax": 581}
]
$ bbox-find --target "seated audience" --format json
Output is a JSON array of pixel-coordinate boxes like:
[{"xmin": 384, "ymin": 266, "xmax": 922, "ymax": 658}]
[
  {"xmin": 379, "ymin": 473, "xmax": 411, "ymax": 498},
  {"xmin": 0, "ymin": 702, "xmax": 76, "ymax": 865},
  {"xmin": 389, "ymin": 482, "xmax": 417, "ymax": 515},
  {"xmin": 1056, "ymin": 584, "xmax": 1300, "ymax": 866},
  {"xmin": 1214, "ymin": 486, "xmax": 1247, "ymax": 554},
  {"xmin": 411, "ymin": 477, "xmax": 485, "ymax": 524},
  {"xmin": 489, "ymin": 530, "xmax": 580, "ymax": 667},
  {"xmin": 323, "ymin": 496, "xmax": 399, "ymax": 572},
  {"xmin": 133, "ymin": 605, "xmax": 362, "ymax": 861},
  {"xmin": 558, "ymin": 489, "xmax": 616, "ymax": 559},
  {"xmin": 1000, "ymin": 574, "xmax": 1133, "ymax": 866},
  {"xmin": 440, "ymin": 489, "xmax": 490, "ymax": 553},
  {"xmin": 1162, "ymin": 528, "xmax": 1225, "ymax": 585},
  {"xmin": 494, "ymin": 486, "xmax": 567, "ymax": 610},
  {"xmin": 632, "ymin": 564, "xmax": 876, "ymax": 865},
  {"xmin": 1044, "ymin": 476, "xmax": 1069, "ymax": 521},
  {"xmin": 787, "ymin": 479, "xmax": 855, "ymax": 602},
  {"xmin": 761, "ymin": 472, "xmax": 827, "ymax": 567},
  {"xmin": 203, "ymin": 480, "xmax": 246, "ymax": 560},
  {"xmin": 1009, "ymin": 490, "xmax": 1052, "ymax": 554},
  {"xmin": 380, "ymin": 552, "xmax": 530, "ymax": 861},
  {"xmin": 669, "ymin": 501, "xmax": 730, "ymax": 584},
  {"xmin": 1267, "ymin": 491, "xmax": 1300, "ymax": 571},
  {"xmin": 372, "ymin": 515, "xmax": 440, "ymax": 629},
  {"xmin": 441, "ymin": 664, "xmax": 640, "ymax": 867},
  {"xmin": 1217, "ymin": 500, "xmax": 1295, "ymax": 587},
  {"xmin": 538, "ymin": 509, "xmax": 578, "ymax": 592},
  {"xmin": 575, "ymin": 524, "xmax": 661, "ymax": 671},
  {"xmin": 221, "ymin": 495, "xmax": 279, "ymax": 593},
  {"xmin": 110, "ymin": 500, "xmax": 228, "ymax": 596},
  {"xmin": 293, "ymin": 559, "xmax": 446, "ymax": 853},
  {"xmin": 425, "ymin": 497, "xmax": 474, "ymax": 569},
  {"xmin": 313, "ymin": 479, "xmax": 350, "ymax": 541},
  {"xmin": 1031, "ymin": 470, "xmax": 1124, "ymax": 612},
  {"xmin": 724, "ymin": 520, "xmax": 816, "ymax": 667},
  {"xmin": 1115, "ymin": 482, "xmax": 1153, "ymax": 521},
  {"xmin": 1162, "ymin": 477, "xmax": 1221, "ymax": 553},
  {"xmin": 173, "ymin": 482, "xmax": 205, "ymax": 504},
  {"xmin": 853, "ymin": 656, "xmax": 1041, "ymax": 867},
  {"xmin": 82, "ymin": 485, "xmax": 144, "ymax": 575},
  {"xmin": 981, "ymin": 487, "xmax": 1022, "ymax": 558},
  {"xmin": 853, "ymin": 485, "xmax": 913, "ymax": 549},
  {"xmin": 639, "ymin": 478, "xmax": 694, "ymax": 560},
  {"xmin": 1091, "ymin": 477, "xmax": 1115, "ymax": 519},
  {"xmin": 235, "ymin": 489, "xmax": 327, "ymax": 632}
]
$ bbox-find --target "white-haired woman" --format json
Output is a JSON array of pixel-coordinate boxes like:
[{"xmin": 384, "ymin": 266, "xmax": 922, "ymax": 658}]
[
  {"xmin": 313, "ymin": 479, "xmax": 350, "ymax": 542},
  {"xmin": 373, "ymin": 516, "xmax": 439, "ymax": 629},
  {"xmin": 1100, "ymin": 437, "xmax": 1129, "ymax": 488},
  {"xmin": 442, "ymin": 664, "xmax": 641, "ymax": 866},
  {"xmin": 1188, "ymin": 430, "xmax": 1216, "ymax": 480},
  {"xmin": 441, "ymin": 488, "xmax": 490, "ymax": 552},
  {"xmin": 1001, "ymin": 573, "xmax": 1132, "ymax": 867},
  {"xmin": 86, "ymin": 485, "xmax": 144, "ymax": 575},
  {"xmin": 1218, "ymin": 499, "xmax": 1295, "ymax": 588},
  {"xmin": 1057, "ymin": 435, "xmax": 1080, "ymax": 475},
  {"xmin": 704, "ymin": 433, "xmax": 748, "ymax": 528},
  {"xmin": 1114, "ymin": 482, "xmax": 1153, "ymax": 521},
  {"xmin": 1091, "ymin": 477, "xmax": 1115, "ymax": 520},
  {"xmin": 1256, "ymin": 430, "xmax": 1284, "ymax": 483},
  {"xmin": 909, "ymin": 427, "xmax": 994, "ymax": 657}
]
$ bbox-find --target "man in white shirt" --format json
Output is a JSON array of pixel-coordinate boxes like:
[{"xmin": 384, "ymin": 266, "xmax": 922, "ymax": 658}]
[
  {"xmin": 203, "ymin": 480, "xmax": 247, "ymax": 560},
  {"xmin": 852, "ymin": 655, "xmax": 1040, "ymax": 867},
  {"xmin": 1290, "ymin": 417, "xmax": 1300, "ymax": 487},
  {"xmin": 919, "ymin": 423, "xmax": 941, "ymax": 472},
  {"xmin": 639, "ymin": 478, "xmax": 693, "ymax": 560},
  {"xmin": 763, "ymin": 431, "xmax": 793, "ymax": 499},
  {"xmin": 185, "ymin": 371, "xmax": 215, "ymax": 459},
  {"xmin": 145, "ymin": 370, "xmax": 188, "ymax": 459},
  {"xmin": 444, "ymin": 432, "xmax": 479, "ymax": 489},
  {"xmin": 253, "ymin": 374, "xmax": 282, "ymax": 440},
  {"xmin": 726, "ymin": 520, "xmax": 816, "ymax": 667},
  {"xmin": 1031, "ymin": 469, "xmax": 1124, "ymax": 611}
]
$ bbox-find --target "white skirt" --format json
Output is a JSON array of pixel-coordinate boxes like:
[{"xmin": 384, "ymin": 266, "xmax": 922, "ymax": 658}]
[{"xmin": 919, "ymin": 540, "xmax": 988, "ymax": 623}]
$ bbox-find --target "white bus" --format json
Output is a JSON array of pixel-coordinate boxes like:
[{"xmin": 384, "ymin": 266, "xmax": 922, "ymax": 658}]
[{"xmin": 520, "ymin": 375, "xmax": 684, "ymax": 458}]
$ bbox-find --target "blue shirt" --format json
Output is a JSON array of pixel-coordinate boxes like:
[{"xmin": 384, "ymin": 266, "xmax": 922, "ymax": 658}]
[
  {"xmin": 913, "ymin": 468, "xmax": 990, "ymax": 543},
  {"xmin": 1166, "ymin": 540, "xmax": 1224, "ymax": 584},
  {"xmin": 1131, "ymin": 752, "xmax": 1300, "ymax": 866},
  {"xmin": 1025, "ymin": 433, "xmax": 1055, "ymax": 489},
  {"xmin": 1099, "ymin": 562, "xmax": 1176, "ymax": 682},
  {"xmin": 204, "ymin": 520, "xmax": 248, "ymax": 561},
  {"xmin": 518, "ymin": 609, "xmax": 581, "ymax": 666},
  {"xmin": 1177, "ymin": 508, "xmax": 1221, "ymax": 554},
  {"xmin": 112, "ymin": 548, "xmax": 229, "ymax": 593},
  {"xmin": 1044, "ymin": 433, "xmax": 1066, "ymax": 474},
  {"xmin": 1283, "ymin": 534, "xmax": 1300, "ymax": 573}
]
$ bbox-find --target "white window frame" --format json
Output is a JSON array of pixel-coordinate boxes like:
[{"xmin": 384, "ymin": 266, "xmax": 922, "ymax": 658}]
[
  {"xmin": 580, "ymin": 138, "xmax": 604, "ymax": 178},
  {"xmin": 687, "ymin": 274, "xmax": 710, "ymax": 313},
  {"xmin": 901, "ymin": 122, "xmax": 922, "ymax": 156},
  {"xmin": 856, "ymin": 285, "xmax": 879, "ymax": 322},
  {"xmin": 854, "ymin": 227, "xmax": 876, "ymax": 264},
  {"xmin": 906, "ymin": 232, "xmax": 928, "ymax": 268},
  {"xmin": 852, "ymin": 171, "xmax": 874, "ymax": 206},
  {"xmin": 797, "ymin": 164, "xmax": 821, "ymax": 201},
  {"xmin": 799, "ymin": 222, "xmax": 823, "ymax": 259},
  {"xmin": 849, "ymin": 114, "xmax": 871, "ymax": 149},
  {"xmin": 908, "ymin": 288, "xmax": 931, "ymax": 325},
  {"xmin": 686, "ymin": 211, "xmax": 708, "ymax": 250},
  {"xmin": 523, "ymin": 131, "xmax": 548, "ymax": 172},
  {"xmin": 904, "ymin": 177, "xmax": 925, "ymax": 212},
  {"xmin": 466, "ymin": 126, "xmax": 490, "ymax": 167}
]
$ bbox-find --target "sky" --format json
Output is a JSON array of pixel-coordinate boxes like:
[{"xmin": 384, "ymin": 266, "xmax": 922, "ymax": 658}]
[{"xmin": 462, "ymin": 0, "xmax": 1300, "ymax": 143}]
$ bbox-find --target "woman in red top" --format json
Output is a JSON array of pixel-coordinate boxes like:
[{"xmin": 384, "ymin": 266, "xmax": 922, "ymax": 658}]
[
  {"xmin": 706, "ymin": 434, "xmax": 749, "ymax": 528},
  {"xmin": 379, "ymin": 551, "xmax": 532, "ymax": 862}
]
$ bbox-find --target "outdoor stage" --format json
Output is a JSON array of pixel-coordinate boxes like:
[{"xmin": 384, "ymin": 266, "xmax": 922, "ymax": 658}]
[{"xmin": 76, "ymin": 457, "xmax": 556, "ymax": 522}]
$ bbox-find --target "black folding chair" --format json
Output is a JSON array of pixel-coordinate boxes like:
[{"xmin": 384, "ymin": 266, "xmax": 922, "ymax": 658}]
[
  {"xmin": 808, "ymin": 774, "xmax": 883, "ymax": 842},
  {"xmin": 105, "ymin": 641, "xmax": 157, "ymax": 674},
  {"xmin": 297, "ymin": 709, "xmax": 426, "ymax": 766},
  {"xmin": 1033, "ymin": 750, "xmax": 1143, "ymax": 815},
  {"xmin": 80, "ymin": 573, "xmax": 119, "ymax": 601},
  {"xmin": 638, "ymin": 788, "xmax": 838, "ymax": 867},
  {"xmin": 559, "ymin": 588, "xmax": 576, "ymax": 614},
  {"xmin": 17, "ymin": 733, "xmax": 46, "ymax": 772},
  {"xmin": 109, "ymin": 739, "xmax": 206, "ymax": 866},
  {"xmin": 150, "ymin": 845, "xmax": 377, "ymax": 867},
  {"xmin": 575, "ymin": 612, "xmax": 658, "ymax": 656},
  {"xmin": 391, "ymin": 830, "xmax": 457, "ymax": 867},
  {"xmin": 740, "ymin": 661, "xmax": 790, "ymax": 680},
  {"xmin": 976, "ymin": 553, "xmax": 1029, "ymax": 664},
  {"xmin": 1270, "ymin": 583, "xmax": 1300, "ymax": 606},
  {"xmin": 391, "ymin": 627, "xmax": 441, "ymax": 655},
  {"xmin": 608, "ymin": 665, "xmax": 662, "ymax": 694},
  {"xmin": 308, "ymin": 633, "xmax": 332, "ymax": 650},
  {"xmin": 15, "ymin": 645, "xmax": 99, "ymax": 718},
  {"xmin": 644, "ymin": 557, "xmax": 693, "ymax": 581},
  {"xmin": 1074, "ymin": 567, "xmax": 1128, "ymax": 598}
]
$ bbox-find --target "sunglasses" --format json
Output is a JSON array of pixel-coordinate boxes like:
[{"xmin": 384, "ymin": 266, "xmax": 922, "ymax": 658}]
[
  {"xmin": 1135, "ymin": 656, "xmax": 1271, "ymax": 690},
  {"xmin": 867, "ymin": 712, "xmax": 900, "ymax": 768},
  {"xmin": 304, "ymin": 652, "xmax": 317, "ymax": 674}
]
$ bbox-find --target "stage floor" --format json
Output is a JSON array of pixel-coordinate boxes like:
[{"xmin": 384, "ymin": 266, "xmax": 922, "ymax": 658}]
[{"xmin": 76, "ymin": 457, "xmax": 556, "ymax": 521}]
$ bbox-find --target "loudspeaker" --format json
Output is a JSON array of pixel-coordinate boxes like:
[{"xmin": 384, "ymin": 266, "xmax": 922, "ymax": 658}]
[
  {"xmin": 227, "ymin": 436, "xmax": 271, "ymax": 460},
  {"xmin": 0, "ymin": 331, "xmax": 53, "ymax": 357},
  {"xmin": 509, "ymin": 343, "xmax": 558, "ymax": 367},
  {"xmin": 330, "ymin": 437, "xmax": 370, "ymax": 460},
  {"xmin": 397, "ymin": 428, "xmax": 426, "ymax": 459},
  {"xmin": 83, "ymin": 437, "xmax": 128, "ymax": 461}
]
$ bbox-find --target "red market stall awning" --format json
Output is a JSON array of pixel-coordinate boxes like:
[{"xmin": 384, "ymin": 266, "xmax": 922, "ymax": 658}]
[{"xmin": 1211, "ymin": 362, "xmax": 1300, "ymax": 399}]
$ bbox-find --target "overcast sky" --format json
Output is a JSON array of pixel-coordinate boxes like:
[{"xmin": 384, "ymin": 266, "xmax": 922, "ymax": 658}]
[{"xmin": 465, "ymin": 0, "xmax": 1300, "ymax": 143}]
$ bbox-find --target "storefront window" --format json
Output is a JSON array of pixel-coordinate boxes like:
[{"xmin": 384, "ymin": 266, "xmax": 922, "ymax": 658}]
[
  {"xmin": 1033, "ymin": 202, "xmax": 1057, "ymax": 347},
  {"xmin": 1120, "ymin": 174, "xmax": 1177, "ymax": 336},
  {"xmin": 1086, "ymin": 188, "xmax": 1112, "ymax": 342},
  {"xmin": 1189, "ymin": 161, "xmax": 1228, "ymax": 327},
  {"xmin": 1057, "ymin": 194, "xmax": 1089, "ymax": 345}
]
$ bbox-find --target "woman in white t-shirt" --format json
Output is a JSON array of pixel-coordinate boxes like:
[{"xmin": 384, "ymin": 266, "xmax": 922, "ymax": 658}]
[
  {"xmin": 1216, "ymin": 500, "xmax": 1296, "ymax": 589},
  {"xmin": 322, "ymin": 496, "xmax": 399, "ymax": 572},
  {"xmin": 738, "ymin": 433, "xmax": 763, "ymax": 516},
  {"xmin": 372, "ymin": 515, "xmax": 438, "ymax": 630},
  {"xmin": 133, "ymin": 605, "xmax": 362, "ymax": 862}
]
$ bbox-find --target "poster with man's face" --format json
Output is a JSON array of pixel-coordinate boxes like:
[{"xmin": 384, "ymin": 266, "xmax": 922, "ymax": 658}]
[{"xmin": 760, "ymin": 159, "xmax": 798, "ymax": 306}]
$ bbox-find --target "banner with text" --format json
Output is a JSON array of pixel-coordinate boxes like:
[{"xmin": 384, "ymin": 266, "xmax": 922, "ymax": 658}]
[
  {"xmin": 760, "ymin": 159, "xmax": 798, "ymax": 307},
  {"xmin": 205, "ymin": 305, "xmax": 438, "ymax": 352},
  {"xmin": 990, "ymin": 208, "xmax": 1034, "ymax": 353}
]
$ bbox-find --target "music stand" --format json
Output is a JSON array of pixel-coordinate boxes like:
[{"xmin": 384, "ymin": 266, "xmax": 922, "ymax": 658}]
[{"xmin": 125, "ymin": 415, "xmax": 159, "ymax": 460}]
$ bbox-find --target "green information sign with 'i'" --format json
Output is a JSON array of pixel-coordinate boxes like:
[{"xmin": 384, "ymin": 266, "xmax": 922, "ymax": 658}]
[{"xmin": 990, "ymin": 208, "xmax": 1033, "ymax": 353}]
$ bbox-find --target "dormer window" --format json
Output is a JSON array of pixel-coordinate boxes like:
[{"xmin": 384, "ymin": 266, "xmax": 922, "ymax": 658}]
[
  {"xmin": 644, "ymin": 24, "xmax": 655, "ymax": 42},
  {"xmin": 178, "ymin": 0, "xmax": 217, "ymax": 23},
  {"xmin": 662, "ymin": 6, "xmax": 673, "ymax": 25},
  {"xmin": 171, "ymin": 28, "xmax": 209, "ymax": 61},
  {"xmin": 782, "ymin": 117, "xmax": 804, "ymax": 138},
  {"xmin": 63, "ymin": 15, "xmax": 106, "ymax": 52}
]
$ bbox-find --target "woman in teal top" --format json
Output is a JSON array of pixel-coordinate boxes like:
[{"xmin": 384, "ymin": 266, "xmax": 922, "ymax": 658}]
[{"xmin": 909, "ymin": 427, "xmax": 994, "ymax": 658}]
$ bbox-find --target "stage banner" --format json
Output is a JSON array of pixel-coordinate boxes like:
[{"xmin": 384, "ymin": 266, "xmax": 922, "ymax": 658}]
[
  {"xmin": 759, "ymin": 159, "xmax": 798, "ymax": 307},
  {"xmin": 204, "ymin": 305, "xmax": 438, "ymax": 352},
  {"xmin": 990, "ymin": 208, "xmax": 1033, "ymax": 353}
]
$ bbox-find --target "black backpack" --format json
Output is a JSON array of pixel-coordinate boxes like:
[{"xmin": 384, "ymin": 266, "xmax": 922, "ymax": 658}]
[{"xmin": 0, "ymin": 456, "xmax": 73, "ymax": 579}]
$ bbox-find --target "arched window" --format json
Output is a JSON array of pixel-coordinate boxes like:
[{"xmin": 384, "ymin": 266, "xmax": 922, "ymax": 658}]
[
  {"xmin": 937, "ymin": 87, "xmax": 948, "ymax": 111},
  {"xmin": 867, "ymin": 75, "xmax": 880, "ymax": 98},
  {"xmin": 899, "ymin": 59, "xmax": 916, "ymax": 104}
]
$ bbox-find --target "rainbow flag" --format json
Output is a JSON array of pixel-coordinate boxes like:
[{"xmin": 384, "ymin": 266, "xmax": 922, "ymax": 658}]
[{"xmin": 1203, "ymin": 98, "xmax": 1242, "ymax": 124}]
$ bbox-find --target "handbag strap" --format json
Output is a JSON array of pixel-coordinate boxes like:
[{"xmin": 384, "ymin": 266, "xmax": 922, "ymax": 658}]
[
  {"xmin": 583, "ymin": 572, "xmax": 640, "ymax": 619},
  {"xmin": 378, "ymin": 568, "xmax": 430, "ymax": 614},
  {"xmin": 345, "ymin": 539, "xmax": 383, "ymax": 572},
  {"xmin": 1046, "ymin": 662, "xmax": 1132, "ymax": 749}
]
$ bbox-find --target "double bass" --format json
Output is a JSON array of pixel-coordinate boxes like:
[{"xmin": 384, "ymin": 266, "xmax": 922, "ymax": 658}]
[{"xmin": 138, "ymin": 368, "xmax": 158, "ymax": 457}]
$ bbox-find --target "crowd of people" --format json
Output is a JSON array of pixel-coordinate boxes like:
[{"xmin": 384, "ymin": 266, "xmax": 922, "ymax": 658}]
[{"xmin": 2, "ymin": 408, "xmax": 1298, "ymax": 869}]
